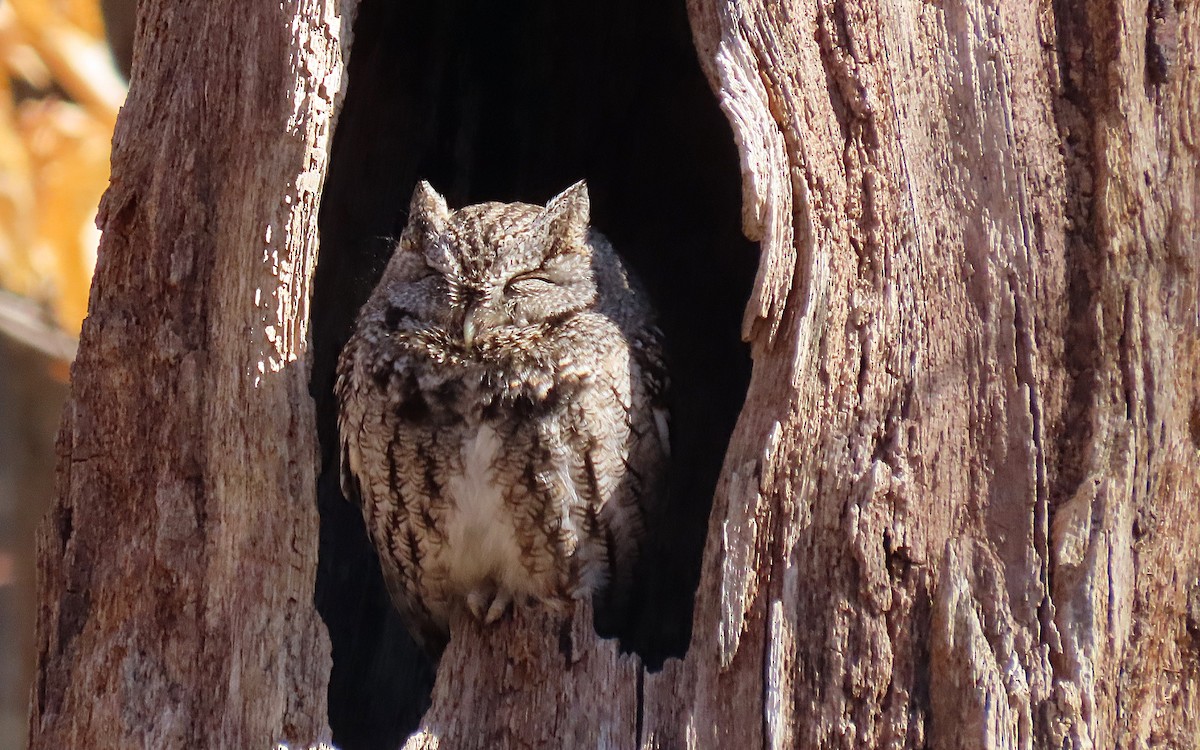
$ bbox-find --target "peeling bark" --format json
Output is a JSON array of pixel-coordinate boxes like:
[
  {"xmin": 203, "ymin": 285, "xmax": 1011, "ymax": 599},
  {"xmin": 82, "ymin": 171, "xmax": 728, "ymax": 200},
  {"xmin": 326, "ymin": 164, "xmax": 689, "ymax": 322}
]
[
  {"xmin": 400, "ymin": 604, "xmax": 639, "ymax": 750},
  {"xmin": 28, "ymin": 0, "xmax": 1200, "ymax": 747},
  {"xmin": 401, "ymin": 0, "xmax": 1200, "ymax": 744},
  {"xmin": 27, "ymin": 1, "xmax": 351, "ymax": 747},
  {"xmin": 645, "ymin": 0, "xmax": 1200, "ymax": 747}
]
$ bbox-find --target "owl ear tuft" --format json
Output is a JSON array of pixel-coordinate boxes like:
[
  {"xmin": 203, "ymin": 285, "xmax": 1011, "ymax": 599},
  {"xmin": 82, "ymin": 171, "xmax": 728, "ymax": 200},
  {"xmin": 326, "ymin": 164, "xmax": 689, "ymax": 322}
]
[
  {"xmin": 401, "ymin": 180, "xmax": 450, "ymax": 251},
  {"xmin": 542, "ymin": 180, "xmax": 590, "ymax": 252}
]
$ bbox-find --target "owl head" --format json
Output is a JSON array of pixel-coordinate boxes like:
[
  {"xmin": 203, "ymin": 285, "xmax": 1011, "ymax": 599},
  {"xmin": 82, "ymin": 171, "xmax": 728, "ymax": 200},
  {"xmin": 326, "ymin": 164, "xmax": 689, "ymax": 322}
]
[{"xmin": 374, "ymin": 181, "xmax": 599, "ymax": 350}]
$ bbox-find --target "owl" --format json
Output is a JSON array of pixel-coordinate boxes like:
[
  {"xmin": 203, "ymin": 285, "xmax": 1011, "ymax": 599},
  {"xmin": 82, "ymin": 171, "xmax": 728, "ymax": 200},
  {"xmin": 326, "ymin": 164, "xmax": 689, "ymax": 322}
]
[{"xmin": 335, "ymin": 180, "xmax": 669, "ymax": 656}]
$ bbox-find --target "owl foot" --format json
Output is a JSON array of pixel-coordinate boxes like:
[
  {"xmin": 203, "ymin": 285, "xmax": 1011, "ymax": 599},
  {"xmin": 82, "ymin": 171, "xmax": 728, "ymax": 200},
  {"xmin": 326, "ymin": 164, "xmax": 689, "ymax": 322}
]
[{"xmin": 467, "ymin": 587, "xmax": 513, "ymax": 624}]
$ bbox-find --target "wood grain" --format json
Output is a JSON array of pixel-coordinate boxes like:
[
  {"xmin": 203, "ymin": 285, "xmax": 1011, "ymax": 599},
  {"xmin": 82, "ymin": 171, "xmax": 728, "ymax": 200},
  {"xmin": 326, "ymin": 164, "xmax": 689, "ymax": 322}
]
[
  {"xmin": 641, "ymin": 0, "xmax": 1200, "ymax": 747},
  {"xmin": 27, "ymin": 0, "xmax": 1200, "ymax": 746},
  {"xmin": 27, "ymin": 1, "xmax": 352, "ymax": 747}
]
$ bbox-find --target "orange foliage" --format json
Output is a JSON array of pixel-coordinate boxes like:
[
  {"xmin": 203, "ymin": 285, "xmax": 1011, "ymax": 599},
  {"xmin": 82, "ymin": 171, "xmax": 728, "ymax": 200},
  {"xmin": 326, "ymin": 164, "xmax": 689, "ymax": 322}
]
[{"xmin": 0, "ymin": 0, "xmax": 124, "ymax": 335}]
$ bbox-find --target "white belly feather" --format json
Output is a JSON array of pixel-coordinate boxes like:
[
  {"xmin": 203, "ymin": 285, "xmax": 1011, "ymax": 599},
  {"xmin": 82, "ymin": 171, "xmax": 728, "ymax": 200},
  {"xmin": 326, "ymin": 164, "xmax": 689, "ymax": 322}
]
[{"xmin": 440, "ymin": 425, "xmax": 529, "ymax": 594}]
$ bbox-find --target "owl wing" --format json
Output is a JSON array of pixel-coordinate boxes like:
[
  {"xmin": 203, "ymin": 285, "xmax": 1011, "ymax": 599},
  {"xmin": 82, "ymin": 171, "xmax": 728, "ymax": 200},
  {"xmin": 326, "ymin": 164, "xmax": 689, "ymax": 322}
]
[
  {"xmin": 335, "ymin": 335, "xmax": 449, "ymax": 659},
  {"xmin": 613, "ymin": 322, "xmax": 671, "ymax": 587},
  {"xmin": 563, "ymin": 316, "xmax": 669, "ymax": 628}
]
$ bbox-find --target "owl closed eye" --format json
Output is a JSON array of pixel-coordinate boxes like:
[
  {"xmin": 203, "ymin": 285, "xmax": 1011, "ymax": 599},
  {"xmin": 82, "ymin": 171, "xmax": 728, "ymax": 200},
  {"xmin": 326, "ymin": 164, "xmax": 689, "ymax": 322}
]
[{"xmin": 377, "ymin": 181, "xmax": 601, "ymax": 345}]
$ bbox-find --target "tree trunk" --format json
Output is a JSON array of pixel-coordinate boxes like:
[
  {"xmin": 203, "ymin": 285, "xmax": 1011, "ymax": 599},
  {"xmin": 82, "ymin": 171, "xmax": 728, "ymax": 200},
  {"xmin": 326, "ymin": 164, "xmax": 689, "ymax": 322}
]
[
  {"xmin": 404, "ymin": 0, "xmax": 1200, "ymax": 746},
  {"xmin": 27, "ymin": 1, "xmax": 348, "ymax": 746},
  {"xmin": 640, "ymin": 0, "xmax": 1199, "ymax": 747},
  {"xmin": 29, "ymin": 0, "xmax": 1200, "ymax": 747}
]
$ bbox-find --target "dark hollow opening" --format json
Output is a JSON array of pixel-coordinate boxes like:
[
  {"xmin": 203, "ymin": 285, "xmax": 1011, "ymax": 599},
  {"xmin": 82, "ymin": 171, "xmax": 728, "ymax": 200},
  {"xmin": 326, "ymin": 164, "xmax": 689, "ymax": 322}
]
[{"xmin": 310, "ymin": 1, "xmax": 756, "ymax": 747}]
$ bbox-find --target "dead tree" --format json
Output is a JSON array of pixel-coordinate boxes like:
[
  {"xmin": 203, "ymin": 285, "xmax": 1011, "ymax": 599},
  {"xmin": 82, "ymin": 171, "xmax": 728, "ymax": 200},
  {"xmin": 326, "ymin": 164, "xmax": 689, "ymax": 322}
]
[
  {"xmin": 30, "ymin": 0, "xmax": 1199, "ymax": 748},
  {"xmin": 27, "ymin": 1, "xmax": 345, "ymax": 746}
]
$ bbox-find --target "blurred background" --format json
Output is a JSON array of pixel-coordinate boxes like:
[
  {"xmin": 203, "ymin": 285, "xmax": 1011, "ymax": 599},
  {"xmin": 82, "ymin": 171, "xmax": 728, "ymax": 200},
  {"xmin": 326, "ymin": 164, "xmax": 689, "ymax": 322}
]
[{"xmin": 0, "ymin": 0, "xmax": 130, "ymax": 746}]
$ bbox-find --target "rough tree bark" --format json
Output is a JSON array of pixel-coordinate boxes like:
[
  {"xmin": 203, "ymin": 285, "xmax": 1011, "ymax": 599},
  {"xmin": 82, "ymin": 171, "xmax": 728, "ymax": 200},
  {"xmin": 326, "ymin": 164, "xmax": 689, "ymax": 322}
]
[
  {"xmin": 642, "ymin": 0, "xmax": 1198, "ymax": 747},
  {"xmin": 408, "ymin": 0, "xmax": 1200, "ymax": 747},
  {"xmin": 29, "ymin": 0, "xmax": 1199, "ymax": 748},
  {"xmin": 27, "ymin": 1, "xmax": 349, "ymax": 747}
]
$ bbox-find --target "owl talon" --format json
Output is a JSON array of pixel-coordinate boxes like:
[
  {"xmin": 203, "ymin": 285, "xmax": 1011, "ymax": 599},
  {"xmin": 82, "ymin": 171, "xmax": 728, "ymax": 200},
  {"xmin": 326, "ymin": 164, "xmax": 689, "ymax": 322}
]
[
  {"xmin": 466, "ymin": 587, "xmax": 513, "ymax": 623},
  {"xmin": 484, "ymin": 589, "xmax": 513, "ymax": 624},
  {"xmin": 466, "ymin": 589, "xmax": 492, "ymax": 621}
]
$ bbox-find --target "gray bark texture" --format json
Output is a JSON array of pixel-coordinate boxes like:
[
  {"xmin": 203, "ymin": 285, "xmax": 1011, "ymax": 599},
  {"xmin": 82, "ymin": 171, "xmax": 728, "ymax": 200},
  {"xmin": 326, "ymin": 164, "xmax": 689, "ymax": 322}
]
[
  {"xmin": 28, "ymin": 0, "xmax": 1200, "ymax": 747},
  {"xmin": 413, "ymin": 0, "xmax": 1200, "ymax": 747},
  {"xmin": 643, "ymin": 0, "xmax": 1199, "ymax": 747},
  {"xmin": 27, "ymin": 0, "xmax": 349, "ymax": 747}
]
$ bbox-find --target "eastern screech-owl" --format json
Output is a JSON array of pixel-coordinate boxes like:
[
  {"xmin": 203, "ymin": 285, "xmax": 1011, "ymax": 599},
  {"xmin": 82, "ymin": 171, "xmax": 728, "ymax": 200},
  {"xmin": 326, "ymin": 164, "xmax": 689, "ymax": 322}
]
[{"xmin": 336, "ymin": 180, "xmax": 668, "ymax": 655}]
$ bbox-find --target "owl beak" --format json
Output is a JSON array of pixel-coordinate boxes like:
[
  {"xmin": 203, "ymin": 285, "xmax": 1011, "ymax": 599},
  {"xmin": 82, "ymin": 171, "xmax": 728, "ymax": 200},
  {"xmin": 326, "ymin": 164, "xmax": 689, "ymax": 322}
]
[{"xmin": 462, "ymin": 316, "xmax": 477, "ymax": 349}]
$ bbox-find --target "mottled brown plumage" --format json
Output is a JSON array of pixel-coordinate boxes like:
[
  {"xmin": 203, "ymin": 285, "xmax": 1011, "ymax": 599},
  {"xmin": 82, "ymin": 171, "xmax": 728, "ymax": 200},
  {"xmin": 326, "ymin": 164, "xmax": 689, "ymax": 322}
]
[{"xmin": 336, "ymin": 181, "xmax": 668, "ymax": 655}]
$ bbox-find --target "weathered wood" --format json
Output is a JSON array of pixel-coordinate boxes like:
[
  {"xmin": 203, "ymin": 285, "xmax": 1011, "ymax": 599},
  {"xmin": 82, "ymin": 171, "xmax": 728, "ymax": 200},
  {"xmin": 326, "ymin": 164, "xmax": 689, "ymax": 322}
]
[
  {"xmin": 401, "ymin": 602, "xmax": 639, "ymax": 750},
  {"xmin": 311, "ymin": 0, "xmax": 1200, "ymax": 746},
  {"xmin": 27, "ymin": 0, "xmax": 1200, "ymax": 747},
  {"xmin": 642, "ymin": 0, "xmax": 1200, "ymax": 747},
  {"xmin": 27, "ymin": 1, "xmax": 352, "ymax": 746}
]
